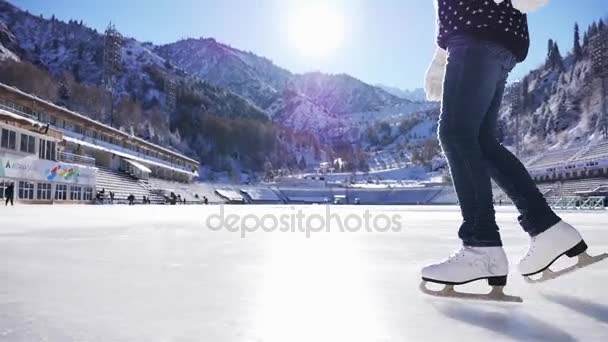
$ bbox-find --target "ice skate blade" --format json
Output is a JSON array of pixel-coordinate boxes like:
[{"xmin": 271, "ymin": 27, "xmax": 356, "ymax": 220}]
[
  {"xmin": 419, "ymin": 281, "xmax": 523, "ymax": 303},
  {"xmin": 525, "ymin": 252, "xmax": 608, "ymax": 284}
]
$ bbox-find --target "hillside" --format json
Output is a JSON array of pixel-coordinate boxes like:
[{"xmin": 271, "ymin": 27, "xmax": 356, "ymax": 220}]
[{"xmin": 499, "ymin": 20, "xmax": 608, "ymax": 154}]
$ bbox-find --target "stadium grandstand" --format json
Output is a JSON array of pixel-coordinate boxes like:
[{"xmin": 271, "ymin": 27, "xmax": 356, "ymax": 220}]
[
  {"xmin": 0, "ymin": 82, "xmax": 199, "ymax": 204},
  {"xmin": 492, "ymin": 142, "xmax": 608, "ymax": 209}
]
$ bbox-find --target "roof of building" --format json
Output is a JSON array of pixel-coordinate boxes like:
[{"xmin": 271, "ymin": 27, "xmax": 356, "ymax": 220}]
[{"xmin": 63, "ymin": 135, "xmax": 198, "ymax": 177}]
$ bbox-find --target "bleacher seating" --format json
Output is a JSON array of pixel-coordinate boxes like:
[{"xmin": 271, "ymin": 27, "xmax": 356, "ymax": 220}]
[
  {"xmin": 537, "ymin": 183, "xmax": 559, "ymax": 198},
  {"xmin": 557, "ymin": 178, "xmax": 608, "ymax": 197},
  {"xmin": 578, "ymin": 142, "xmax": 608, "ymax": 161},
  {"xmin": 147, "ymin": 178, "xmax": 224, "ymax": 204},
  {"xmin": 96, "ymin": 168, "xmax": 164, "ymax": 204},
  {"xmin": 527, "ymin": 147, "xmax": 581, "ymax": 168},
  {"xmin": 240, "ymin": 187, "xmax": 283, "ymax": 204},
  {"xmin": 215, "ymin": 188, "xmax": 246, "ymax": 203}
]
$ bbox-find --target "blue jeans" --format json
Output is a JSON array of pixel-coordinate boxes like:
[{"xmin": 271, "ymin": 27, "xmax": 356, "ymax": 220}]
[{"xmin": 439, "ymin": 34, "xmax": 561, "ymax": 247}]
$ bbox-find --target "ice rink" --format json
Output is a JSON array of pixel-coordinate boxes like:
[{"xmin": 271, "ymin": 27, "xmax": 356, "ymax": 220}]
[{"xmin": 1, "ymin": 205, "xmax": 607, "ymax": 341}]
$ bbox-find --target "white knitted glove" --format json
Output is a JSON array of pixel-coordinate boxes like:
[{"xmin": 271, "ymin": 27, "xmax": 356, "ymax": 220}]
[
  {"xmin": 424, "ymin": 47, "xmax": 447, "ymax": 102},
  {"xmin": 510, "ymin": 0, "xmax": 549, "ymax": 13}
]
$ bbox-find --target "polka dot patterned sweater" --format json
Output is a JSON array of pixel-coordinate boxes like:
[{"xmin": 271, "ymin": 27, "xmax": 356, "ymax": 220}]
[{"xmin": 436, "ymin": 0, "xmax": 530, "ymax": 62}]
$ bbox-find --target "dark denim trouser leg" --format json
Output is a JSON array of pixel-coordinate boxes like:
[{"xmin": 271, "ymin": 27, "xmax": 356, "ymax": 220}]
[
  {"xmin": 439, "ymin": 35, "xmax": 509, "ymax": 247},
  {"xmin": 478, "ymin": 83, "xmax": 562, "ymax": 237},
  {"xmin": 439, "ymin": 36, "xmax": 528, "ymax": 246}
]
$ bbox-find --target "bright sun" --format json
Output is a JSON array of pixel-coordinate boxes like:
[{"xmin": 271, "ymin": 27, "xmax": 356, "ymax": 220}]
[{"xmin": 288, "ymin": 4, "xmax": 345, "ymax": 58}]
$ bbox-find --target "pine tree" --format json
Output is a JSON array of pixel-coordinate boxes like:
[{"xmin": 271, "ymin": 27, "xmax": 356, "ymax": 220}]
[
  {"xmin": 574, "ymin": 23, "xmax": 582, "ymax": 58},
  {"xmin": 298, "ymin": 156, "xmax": 306, "ymax": 170},
  {"xmin": 546, "ymin": 41, "xmax": 564, "ymax": 71},
  {"xmin": 521, "ymin": 77, "xmax": 530, "ymax": 110},
  {"xmin": 71, "ymin": 63, "xmax": 80, "ymax": 82},
  {"xmin": 77, "ymin": 43, "xmax": 84, "ymax": 59},
  {"xmin": 553, "ymin": 43, "xmax": 564, "ymax": 70},
  {"xmin": 590, "ymin": 22, "xmax": 598, "ymax": 36},
  {"xmin": 545, "ymin": 39, "xmax": 555, "ymax": 68}
]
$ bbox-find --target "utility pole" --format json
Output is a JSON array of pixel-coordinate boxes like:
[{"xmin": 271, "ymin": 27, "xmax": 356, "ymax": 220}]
[
  {"xmin": 103, "ymin": 22, "xmax": 123, "ymax": 128},
  {"xmin": 590, "ymin": 29, "xmax": 608, "ymax": 139}
]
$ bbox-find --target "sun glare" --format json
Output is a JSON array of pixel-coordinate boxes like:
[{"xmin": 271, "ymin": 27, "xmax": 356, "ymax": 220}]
[{"xmin": 288, "ymin": 4, "xmax": 345, "ymax": 58}]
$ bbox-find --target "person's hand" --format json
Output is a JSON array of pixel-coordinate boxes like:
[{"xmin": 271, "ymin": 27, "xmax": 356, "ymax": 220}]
[
  {"xmin": 424, "ymin": 47, "xmax": 447, "ymax": 102},
  {"xmin": 511, "ymin": 0, "xmax": 549, "ymax": 13}
]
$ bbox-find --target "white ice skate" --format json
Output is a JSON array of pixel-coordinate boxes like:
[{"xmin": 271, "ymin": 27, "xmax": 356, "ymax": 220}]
[
  {"xmin": 519, "ymin": 221, "xmax": 608, "ymax": 283},
  {"xmin": 420, "ymin": 246, "xmax": 522, "ymax": 303}
]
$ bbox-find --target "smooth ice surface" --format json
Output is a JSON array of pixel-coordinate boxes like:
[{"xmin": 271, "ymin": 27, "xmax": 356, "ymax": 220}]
[{"xmin": 1, "ymin": 205, "xmax": 607, "ymax": 341}]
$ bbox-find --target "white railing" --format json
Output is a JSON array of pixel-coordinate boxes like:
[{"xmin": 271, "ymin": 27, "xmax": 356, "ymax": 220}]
[
  {"xmin": 0, "ymin": 103, "xmax": 39, "ymax": 121},
  {"xmin": 57, "ymin": 151, "xmax": 96, "ymax": 167}
]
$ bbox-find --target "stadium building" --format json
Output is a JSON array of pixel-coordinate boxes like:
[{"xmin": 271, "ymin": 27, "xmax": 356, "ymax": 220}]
[{"xmin": 0, "ymin": 82, "xmax": 200, "ymax": 204}]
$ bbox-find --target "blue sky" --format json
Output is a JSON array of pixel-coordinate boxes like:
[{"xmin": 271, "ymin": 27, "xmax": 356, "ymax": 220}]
[{"xmin": 11, "ymin": 0, "xmax": 608, "ymax": 90}]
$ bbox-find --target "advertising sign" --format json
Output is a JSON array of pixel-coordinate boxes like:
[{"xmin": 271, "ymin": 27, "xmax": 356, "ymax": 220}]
[{"xmin": 0, "ymin": 153, "xmax": 96, "ymax": 186}]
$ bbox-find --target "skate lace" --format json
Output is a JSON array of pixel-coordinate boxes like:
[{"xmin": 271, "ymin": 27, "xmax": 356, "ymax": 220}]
[
  {"xmin": 525, "ymin": 236, "xmax": 537, "ymax": 259},
  {"xmin": 447, "ymin": 247, "xmax": 469, "ymax": 263}
]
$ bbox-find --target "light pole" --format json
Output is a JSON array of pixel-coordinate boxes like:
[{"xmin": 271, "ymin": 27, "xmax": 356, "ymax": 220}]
[
  {"xmin": 103, "ymin": 23, "xmax": 123, "ymax": 128},
  {"xmin": 590, "ymin": 30, "xmax": 608, "ymax": 139}
]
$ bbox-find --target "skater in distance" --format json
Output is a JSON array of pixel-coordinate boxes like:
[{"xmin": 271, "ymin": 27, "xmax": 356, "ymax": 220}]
[{"xmin": 420, "ymin": 0, "xmax": 607, "ymax": 302}]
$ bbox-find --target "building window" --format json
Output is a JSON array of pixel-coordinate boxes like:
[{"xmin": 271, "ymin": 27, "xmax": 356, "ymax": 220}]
[
  {"xmin": 18, "ymin": 181, "xmax": 35, "ymax": 200},
  {"xmin": 70, "ymin": 185, "xmax": 82, "ymax": 201},
  {"xmin": 37, "ymin": 183, "xmax": 52, "ymax": 200},
  {"xmin": 83, "ymin": 187, "xmax": 93, "ymax": 201},
  {"xmin": 39, "ymin": 140, "xmax": 57, "ymax": 161},
  {"xmin": 55, "ymin": 184, "xmax": 67, "ymax": 201},
  {"xmin": 1, "ymin": 128, "xmax": 16, "ymax": 150},
  {"xmin": 20, "ymin": 134, "xmax": 36, "ymax": 154},
  {"xmin": 39, "ymin": 113, "xmax": 50, "ymax": 123}
]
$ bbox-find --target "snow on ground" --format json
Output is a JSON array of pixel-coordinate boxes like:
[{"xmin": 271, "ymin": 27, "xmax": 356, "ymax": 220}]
[{"xmin": 0, "ymin": 205, "xmax": 607, "ymax": 341}]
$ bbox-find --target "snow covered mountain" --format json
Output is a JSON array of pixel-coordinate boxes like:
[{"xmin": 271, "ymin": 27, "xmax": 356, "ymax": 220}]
[
  {"xmin": 377, "ymin": 85, "xmax": 428, "ymax": 102},
  {"xmin": 290, "ymin": 72, "xmax": 408, "ymax": 114},
  {"xmin": 0, "ymin": 19, "xmax": 18, "ymax": 61},
  {"xmin": 267, "ymin": 88, "xmax": 346, "ymax": 138},
  {"xmin": 155, "ymin": 37, "xmax": 431, "ymax": 130},
  {"xmin": 155, "ymin": 38, "xmax": 292, "ymax": 109},
  {"xmin": 498, "ymin": 20, "xmax": 608, "ymax": 154}
]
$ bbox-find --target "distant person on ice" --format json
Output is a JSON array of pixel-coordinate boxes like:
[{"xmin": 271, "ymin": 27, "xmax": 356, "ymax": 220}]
[
  {"xmin": 420, "ymin": 0, "xmax": 597, "ymax": 296},
  {"xmin": 5, "ymin": 183, "xmax": 14, "ymax": 206}
]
